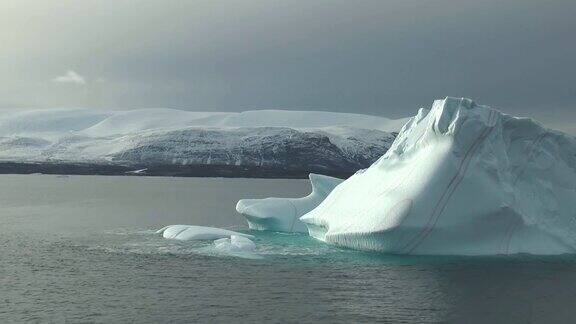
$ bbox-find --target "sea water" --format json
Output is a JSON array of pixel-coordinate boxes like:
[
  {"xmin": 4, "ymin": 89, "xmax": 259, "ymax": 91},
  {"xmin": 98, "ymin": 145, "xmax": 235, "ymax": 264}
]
[{"xmin": 0, "ymin": 175, "xmax": 575, "ymax": 323}]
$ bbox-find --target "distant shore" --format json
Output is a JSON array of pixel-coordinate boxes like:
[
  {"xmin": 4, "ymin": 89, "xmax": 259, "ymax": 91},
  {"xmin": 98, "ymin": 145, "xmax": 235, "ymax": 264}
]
[{"xmin": 0, "ymin": 162, "xmax": 354, "ymax": 179}]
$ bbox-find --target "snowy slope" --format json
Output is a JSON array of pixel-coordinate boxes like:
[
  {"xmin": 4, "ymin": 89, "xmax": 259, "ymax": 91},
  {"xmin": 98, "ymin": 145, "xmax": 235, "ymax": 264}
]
[
  {"xmin": 79, "ymin": 109, "xmax": 405, "ymax": 136},
  {"xmin": 0, "ymin": 108, "xmax": 404, "ymax": 174},
  {"xmin": 301, "ymin": 97, "xmax": 576, "ymax": 255},
  {"xmin": 0, "ymin": 108, "xmax": 403, "ymax": 136}
]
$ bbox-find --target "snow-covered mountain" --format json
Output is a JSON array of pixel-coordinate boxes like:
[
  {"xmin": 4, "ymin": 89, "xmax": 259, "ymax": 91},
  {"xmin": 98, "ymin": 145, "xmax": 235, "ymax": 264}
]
[{"xmin": 0, "ymin": 108, "xmax": 406, "ymax": 177}]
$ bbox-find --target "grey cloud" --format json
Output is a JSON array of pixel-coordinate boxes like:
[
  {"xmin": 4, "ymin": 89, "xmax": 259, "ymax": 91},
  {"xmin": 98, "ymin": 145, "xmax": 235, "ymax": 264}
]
[{"xmin": 0, "ymin": 0, "xmax": 574, "ymax": 132}]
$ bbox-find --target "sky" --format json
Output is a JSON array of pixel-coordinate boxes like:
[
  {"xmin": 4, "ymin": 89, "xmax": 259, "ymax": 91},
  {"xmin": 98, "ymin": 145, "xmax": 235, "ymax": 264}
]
[{"xmin": 1, "ymin": 0, "xmax": 575, "ymax": 131}]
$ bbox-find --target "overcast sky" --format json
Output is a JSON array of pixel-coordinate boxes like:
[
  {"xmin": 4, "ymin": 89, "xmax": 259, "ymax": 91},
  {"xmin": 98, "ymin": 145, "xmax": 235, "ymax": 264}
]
[{"xmin": 1, "ymin": 0, "xmax": 575, "ymax": 131}]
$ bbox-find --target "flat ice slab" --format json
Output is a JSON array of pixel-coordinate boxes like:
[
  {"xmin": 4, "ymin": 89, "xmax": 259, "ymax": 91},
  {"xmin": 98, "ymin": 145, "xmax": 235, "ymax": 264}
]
[
  {"xmin": 156, "ymin": 225, "xmax": 254, "ymax": 241},
  {"xmin": 236, "ymin": 173, "xmax": 343, "ymax": 232}
]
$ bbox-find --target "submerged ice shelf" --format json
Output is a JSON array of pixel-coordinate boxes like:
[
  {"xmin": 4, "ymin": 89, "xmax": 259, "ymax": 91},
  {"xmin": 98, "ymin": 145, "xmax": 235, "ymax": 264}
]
[
  {"xmin": 299, "ymin": 97, "xmax": 576, "ymax": 256},
  {"xmin": 156, "ymin": 225, "xmax": 254, "ymax": 241},
  {"xmin": 236, "ymin": 173, "xmax": 343, "ymax": 232},
  {"xmin": 214, "ymin": 235, "xmax": 256, "ymax": 253},
  {"xmin": 157, "ymin": 225, "xmax": 258, "ymax": 258}
]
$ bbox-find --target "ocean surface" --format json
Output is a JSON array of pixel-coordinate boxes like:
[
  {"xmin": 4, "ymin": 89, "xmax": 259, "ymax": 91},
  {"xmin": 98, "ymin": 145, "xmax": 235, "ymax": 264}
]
[{"xmin": 1, "ymin": 175, "xmax": 576, "ymax": 323}]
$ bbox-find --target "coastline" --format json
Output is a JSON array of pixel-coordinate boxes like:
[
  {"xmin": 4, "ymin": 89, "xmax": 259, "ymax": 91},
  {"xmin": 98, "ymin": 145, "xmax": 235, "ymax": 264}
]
[{"xmin": 0, "ymin": 162, "xmax": 354, "ymax": 179}]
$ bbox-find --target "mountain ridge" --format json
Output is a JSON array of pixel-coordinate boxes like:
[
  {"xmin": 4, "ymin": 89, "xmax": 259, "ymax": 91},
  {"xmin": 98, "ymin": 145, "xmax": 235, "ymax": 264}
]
[{"xmin": 0, "ymin": 108, "xmax": 405, "ymax": 177}]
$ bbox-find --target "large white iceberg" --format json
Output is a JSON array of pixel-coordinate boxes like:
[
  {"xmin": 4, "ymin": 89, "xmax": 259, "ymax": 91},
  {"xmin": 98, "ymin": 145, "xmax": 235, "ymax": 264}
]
[
  {"xmin": 236, "ymin": 173, "xmax": 343, "ymax": 232},
  {"xmin": 156, "ymin": 225, "xmax": 254, "ymax": 241},
  {"xmin": 301, "ymin": 97, "xmax": 576, "ymax": 255}
]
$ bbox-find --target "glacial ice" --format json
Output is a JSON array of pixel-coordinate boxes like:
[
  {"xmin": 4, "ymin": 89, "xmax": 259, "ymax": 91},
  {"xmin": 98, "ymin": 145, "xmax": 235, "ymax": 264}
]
[
  {"xmin": 156, "ymin": 225, "xmax": 254, "ymax": 241},
  {"xmin": 214, "ymin": 235, "xmax": 256, "ymax": 253},
  {"xmin": 236, "ymin": 173, "xmax": 343, "ymax": 232},
  {"xmin": 301, "ymin": 97, "xmax": 576, "ymax": 255}
]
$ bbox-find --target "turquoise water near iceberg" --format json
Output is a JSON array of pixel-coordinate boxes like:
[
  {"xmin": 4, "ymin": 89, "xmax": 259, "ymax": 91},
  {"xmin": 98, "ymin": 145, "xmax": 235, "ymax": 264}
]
[{"xmin": 0, "ymin": 175, "xmax": 575, "ymax": 323}]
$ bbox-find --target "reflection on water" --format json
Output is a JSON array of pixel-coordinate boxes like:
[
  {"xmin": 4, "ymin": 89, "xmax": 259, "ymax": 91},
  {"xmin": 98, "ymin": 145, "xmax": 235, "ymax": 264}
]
[{"xmin": 0, "ymin": 175, "xmax": 575, "ymax": 323}]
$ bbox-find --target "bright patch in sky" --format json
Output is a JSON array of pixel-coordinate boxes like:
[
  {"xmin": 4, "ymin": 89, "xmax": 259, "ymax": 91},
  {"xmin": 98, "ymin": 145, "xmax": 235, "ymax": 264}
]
[{"xmin": 52, "ymin": 70, "xmax": 86, "ymax": 85}]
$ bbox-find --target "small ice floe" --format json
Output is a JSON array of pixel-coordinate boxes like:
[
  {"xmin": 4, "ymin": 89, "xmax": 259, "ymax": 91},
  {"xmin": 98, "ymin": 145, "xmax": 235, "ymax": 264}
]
[
  {"xmin": 126, "ymin": 168, "xmax": 148, "ymax": 175},
  {"xmin": 213, "ymin": 235, "xmax": 256, "ymax": 253},
  {"xmin": 156, "ymin": 225, "xmax": 254, "ymax": 241}
]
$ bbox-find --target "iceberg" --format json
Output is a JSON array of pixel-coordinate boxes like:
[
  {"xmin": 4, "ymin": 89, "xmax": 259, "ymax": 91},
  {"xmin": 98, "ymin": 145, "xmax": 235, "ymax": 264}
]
[
  {"xmin": 236, "ymin": 173, "xmax": 343, "ymax": 232},
  {"xmin": 301, "ymin": 97, "xmax": 576, "ymax": 255},
  {"xmin": 156, "ymin": 225, "xmax": 254, "ymax": 241}
]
